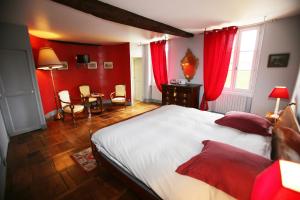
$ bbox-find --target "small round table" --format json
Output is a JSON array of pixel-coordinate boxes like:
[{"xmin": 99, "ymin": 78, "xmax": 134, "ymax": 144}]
[{"xmin": 86, "ymin": 93, "xmax": 104, "ymax": 118}]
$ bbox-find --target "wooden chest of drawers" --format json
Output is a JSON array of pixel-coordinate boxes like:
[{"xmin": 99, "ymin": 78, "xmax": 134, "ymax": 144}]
[{"xmin": 162, "ymin": 84, "xmax": 202, "ymax": 108}]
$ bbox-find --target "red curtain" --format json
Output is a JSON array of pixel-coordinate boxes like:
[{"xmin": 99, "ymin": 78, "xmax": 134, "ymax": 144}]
[
  {"xmin": 200, "ymin": 26, "xmax": 238, "ymax": 110},
  {"xmin": 150, "ymin": 40, "xmax": 168, "ymax": 92}
]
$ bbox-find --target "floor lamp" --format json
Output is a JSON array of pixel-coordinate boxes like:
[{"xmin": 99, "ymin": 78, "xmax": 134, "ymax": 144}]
[{"xmin": 37, "ymin": 47, "xmax": 63, "ymax": 120}]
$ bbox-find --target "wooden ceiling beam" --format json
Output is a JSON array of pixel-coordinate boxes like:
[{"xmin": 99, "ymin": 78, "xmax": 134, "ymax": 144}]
[{"xmin": 51, "ymin": 0, "xmax": 194, "ymax": 38}]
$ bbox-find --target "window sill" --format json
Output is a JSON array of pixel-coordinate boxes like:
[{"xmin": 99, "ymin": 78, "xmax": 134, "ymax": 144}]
[{"xmin": 222, "ymin": 90, "xmax": 253, "ymax": 97}]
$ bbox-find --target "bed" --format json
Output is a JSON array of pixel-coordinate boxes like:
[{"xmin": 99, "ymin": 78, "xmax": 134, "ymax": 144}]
[{"xmin": 91, "ymin": 105, "xmax": 274, "ymax": 200}]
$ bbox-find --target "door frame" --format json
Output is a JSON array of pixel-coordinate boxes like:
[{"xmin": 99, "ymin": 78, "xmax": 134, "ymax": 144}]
[{"xmin": 132, "ymin": 57, "xmax": 143, "ymax": 101}]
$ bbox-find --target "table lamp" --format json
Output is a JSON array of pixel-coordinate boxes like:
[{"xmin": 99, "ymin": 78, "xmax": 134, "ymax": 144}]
[
  {"xmin": 252, "ymin": 160, "xmax": 300, "ymax": 200},
  {"xmin": 268, "ymin": 86, "xmax": 289, "ymax": 118},
  {"xmin": 37, "ymin": 47, "xmax": 63, "ymax": 120}
]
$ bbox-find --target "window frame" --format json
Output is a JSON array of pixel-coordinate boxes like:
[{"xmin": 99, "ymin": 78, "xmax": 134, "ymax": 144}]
[{"xmin": 223, "ymin": 26, "xmax": 261, "ymax": 97}]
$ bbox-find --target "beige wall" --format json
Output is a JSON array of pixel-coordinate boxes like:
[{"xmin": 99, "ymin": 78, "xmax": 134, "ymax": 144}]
[{"xmin": 251, "ymin": 15, "xmax": 300, "ymax": 116}]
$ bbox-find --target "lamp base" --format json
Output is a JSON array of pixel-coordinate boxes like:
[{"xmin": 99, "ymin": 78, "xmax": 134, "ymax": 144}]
[{"xmin": 54, "ymin": 112, "xmax": 63, "ymax": 120}]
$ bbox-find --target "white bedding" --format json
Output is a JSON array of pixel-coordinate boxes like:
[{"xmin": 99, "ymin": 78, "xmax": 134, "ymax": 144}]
[{"xmin": 91, "ymin": 105, "xmax": 272, "ymax": 200}]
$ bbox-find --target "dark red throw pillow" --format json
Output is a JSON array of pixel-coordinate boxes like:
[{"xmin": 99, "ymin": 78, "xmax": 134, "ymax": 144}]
[
  {"xmin": 176, "ymin": 140, "xmax": 272, "ymax": 200},
  {"xmin": 215, "ymin": 111, "xmax": 272, "ymax": 136}
]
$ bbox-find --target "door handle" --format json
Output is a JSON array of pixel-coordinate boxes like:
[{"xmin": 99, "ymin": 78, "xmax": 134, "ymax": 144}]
[{"xmin": 31, "ymin": 90, "xmax": 34, "ymax": 94}]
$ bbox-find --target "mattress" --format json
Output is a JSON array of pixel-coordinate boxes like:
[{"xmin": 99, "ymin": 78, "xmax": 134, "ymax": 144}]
[{"xmin": 91, "ymin": 105, "xmax": 272, "ymax": 200}]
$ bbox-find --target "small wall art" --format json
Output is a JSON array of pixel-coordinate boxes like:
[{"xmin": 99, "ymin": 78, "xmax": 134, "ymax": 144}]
[
  {"xmin": 103, "ymin": 61, "xmax": 113, "ymax": 69},
  {"xmin": 268, "ymin": 53, "xmax": 290, "ymax": 68},
  {"xmin": 88, "ymin": 61, "xmax": 97, "ymax": 69}
]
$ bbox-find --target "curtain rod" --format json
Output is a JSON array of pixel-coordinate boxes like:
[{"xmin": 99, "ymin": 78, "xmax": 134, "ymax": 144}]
[{"xmin": 203, "ymin": 16, "xmax": 270, "ymax": 32}]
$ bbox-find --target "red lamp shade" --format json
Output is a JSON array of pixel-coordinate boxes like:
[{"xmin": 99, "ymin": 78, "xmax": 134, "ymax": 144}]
[
  {"xmin": 268, "ymin": 86, "xmax": 290, "ymax": 99},
  {"xmin": 251, "ymin": 160, "xmax": 300, "ymax": 200}
]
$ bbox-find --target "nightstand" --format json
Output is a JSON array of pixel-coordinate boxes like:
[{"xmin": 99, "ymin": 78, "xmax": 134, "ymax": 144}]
[{"xmin": 265, "ymin": 112, "xmax": 279, "ymax": 124}]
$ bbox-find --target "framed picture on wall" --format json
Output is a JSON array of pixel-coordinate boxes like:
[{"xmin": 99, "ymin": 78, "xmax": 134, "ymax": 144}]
[
  {"xmin": 267, "ymin": 53, "xmax": 290, "ymax": 68},
  {"xmin": 58, "ymin": 61, "xmax": 68, "ymax": 70},
  {"xmin": 103, "ymin": 61, "xmax": 113, "ymax": 69},
  {"xmin": 88, "ymin": 61, "xmax": 97, "ymax": 69}
]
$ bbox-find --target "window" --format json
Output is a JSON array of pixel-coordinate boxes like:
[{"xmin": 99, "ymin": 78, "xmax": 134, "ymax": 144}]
[{"xmin": 224, "ymin": 27, "xmax": 260, "ymax": 95}]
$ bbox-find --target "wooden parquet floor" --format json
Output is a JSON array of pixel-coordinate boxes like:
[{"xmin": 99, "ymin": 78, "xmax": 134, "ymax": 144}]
[{"xmin": 5, "ymin": 102, "xmax": 159, "ymax": 200}]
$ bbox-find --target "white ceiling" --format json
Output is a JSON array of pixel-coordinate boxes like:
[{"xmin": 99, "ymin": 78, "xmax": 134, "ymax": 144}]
[{"xmin": 0, "ymin": 0, "xmax": 300, "ymax": 44}]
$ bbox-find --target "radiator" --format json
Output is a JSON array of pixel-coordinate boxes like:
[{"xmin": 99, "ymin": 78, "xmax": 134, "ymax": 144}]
[{"xmin": 211, "ymin": 93, "xmax": 252, "ymax": 114}]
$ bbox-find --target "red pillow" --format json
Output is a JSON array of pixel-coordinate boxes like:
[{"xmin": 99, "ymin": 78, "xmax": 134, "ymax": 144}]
[
  {"xmin": 215, "ymin": 111, "xmax": 272, "ymax": 136},
  {"xmin": 176, "ymin": 140, "xmax": 272, "ymax": 200}
]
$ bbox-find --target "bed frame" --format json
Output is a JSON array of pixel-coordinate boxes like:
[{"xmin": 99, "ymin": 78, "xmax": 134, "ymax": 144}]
[{"xmin": 91, "ymin": 142, "xmax": 161, "ymax": 200}]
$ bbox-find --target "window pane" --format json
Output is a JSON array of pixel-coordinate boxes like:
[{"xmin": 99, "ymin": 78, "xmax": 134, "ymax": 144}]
[
  {"xmin": 228, "ymin": 37, "xmax": 236, "ymax": 70},
  {"xmin": 229, "ymin": 61, "xmax": 234, "ymax": 70},
  {"xmin": 240, "ymin": 30, "xmax": 257, "ymax": 51},
  {"xmin": 238, "ymin": 52, "xmax": 254, "ymax": 70},
  {"xmin": 235, "ymin": 70, "xmax": 251, "ymax": 89},
  {"xmin": 225, "ymin": 70, "xmax": 232, "ymax": 88}
]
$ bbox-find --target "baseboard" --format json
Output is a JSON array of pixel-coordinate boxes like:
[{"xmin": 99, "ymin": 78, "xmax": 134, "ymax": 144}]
[
  {"xmin": 102, "ymin": 99, "xmax": 132, "ymax": 106},
  {"xmin": 143, "ymin": 99, "xmax": 162, "ymax": 104},
  {"xmin": 102, "ymin": 99, "xmax": 111, "ymax": 105},
  {"xmin": 44, "ymin": 110, "xmax": 58, "ymax": 120}
]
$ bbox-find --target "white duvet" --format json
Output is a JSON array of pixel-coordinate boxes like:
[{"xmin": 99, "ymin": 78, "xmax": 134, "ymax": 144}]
[{"xmin": 91, "ymin": 105, "xmax": 272, "ymax": 200}]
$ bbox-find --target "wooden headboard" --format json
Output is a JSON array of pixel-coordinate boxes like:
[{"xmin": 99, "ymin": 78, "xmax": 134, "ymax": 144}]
[
  {"xmin": 276, "ymin": 105, "xmax": 300, "ymax": 132},
  {"xmin": 291, "ymin": 91, "xmax": 300, "ymax": 127},
  {"xmin": 271, "ymin": 105, "xmax": 300, "ymax": 161},
  {"xmin": 291, "ymin": 66, "xmax": 300, "ymax": 127},
  {"xmin": 271, "ymin": 68, "xmax": 300, "ymax": 161}
]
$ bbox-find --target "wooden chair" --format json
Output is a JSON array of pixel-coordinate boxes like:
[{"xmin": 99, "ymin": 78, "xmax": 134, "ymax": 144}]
[
  {"xmin": 58, "ymin": 90, "xmax": 85, "ymax": 124},
  {"xmin": 79, "ymin": 85, "xmax": 97, "ymax": 104},
  {"xmin": 110, "ymin": 85, "xmax": 127, "ymax": 109}
]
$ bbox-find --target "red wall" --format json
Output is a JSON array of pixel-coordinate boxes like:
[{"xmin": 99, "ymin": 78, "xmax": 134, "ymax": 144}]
[{"xmin": 30, "ymin": 35, "xmax": 131, "ymax": 114}]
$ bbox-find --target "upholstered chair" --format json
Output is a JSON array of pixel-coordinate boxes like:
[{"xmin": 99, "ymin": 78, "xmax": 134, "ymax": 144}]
[
  {"xmin": 58, "ymin": 90, "xmax": 85, "ymax": 124},
  {"xmin": 110, "ymin": 85, "xmax": 127, "ymax": 108},
  {"xmin": 79, "ymin": 85, "xmax": 97, "ymax": 103}
]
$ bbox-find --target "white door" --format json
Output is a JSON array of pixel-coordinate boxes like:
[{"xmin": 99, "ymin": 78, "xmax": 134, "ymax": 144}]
[
  {"xmin": 133, "ymin": 58, "xmax": 143, "ymax": 101},
  {"xmin": 0, "ymin": 50, "xmax": 42, "ymax": 136},
  {"xmin": 0, "ymin": 23, "xmax": 46, "ymax": 136}
]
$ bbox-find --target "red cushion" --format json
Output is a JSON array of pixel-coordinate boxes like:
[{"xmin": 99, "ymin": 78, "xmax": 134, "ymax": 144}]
[
  {"xmin": 176, "ymin": 140, "xmax": 272, "ymax": 200},
  {"xmin": 215, "ymin": 111, "xmax": 272, "ymax": 136}
]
